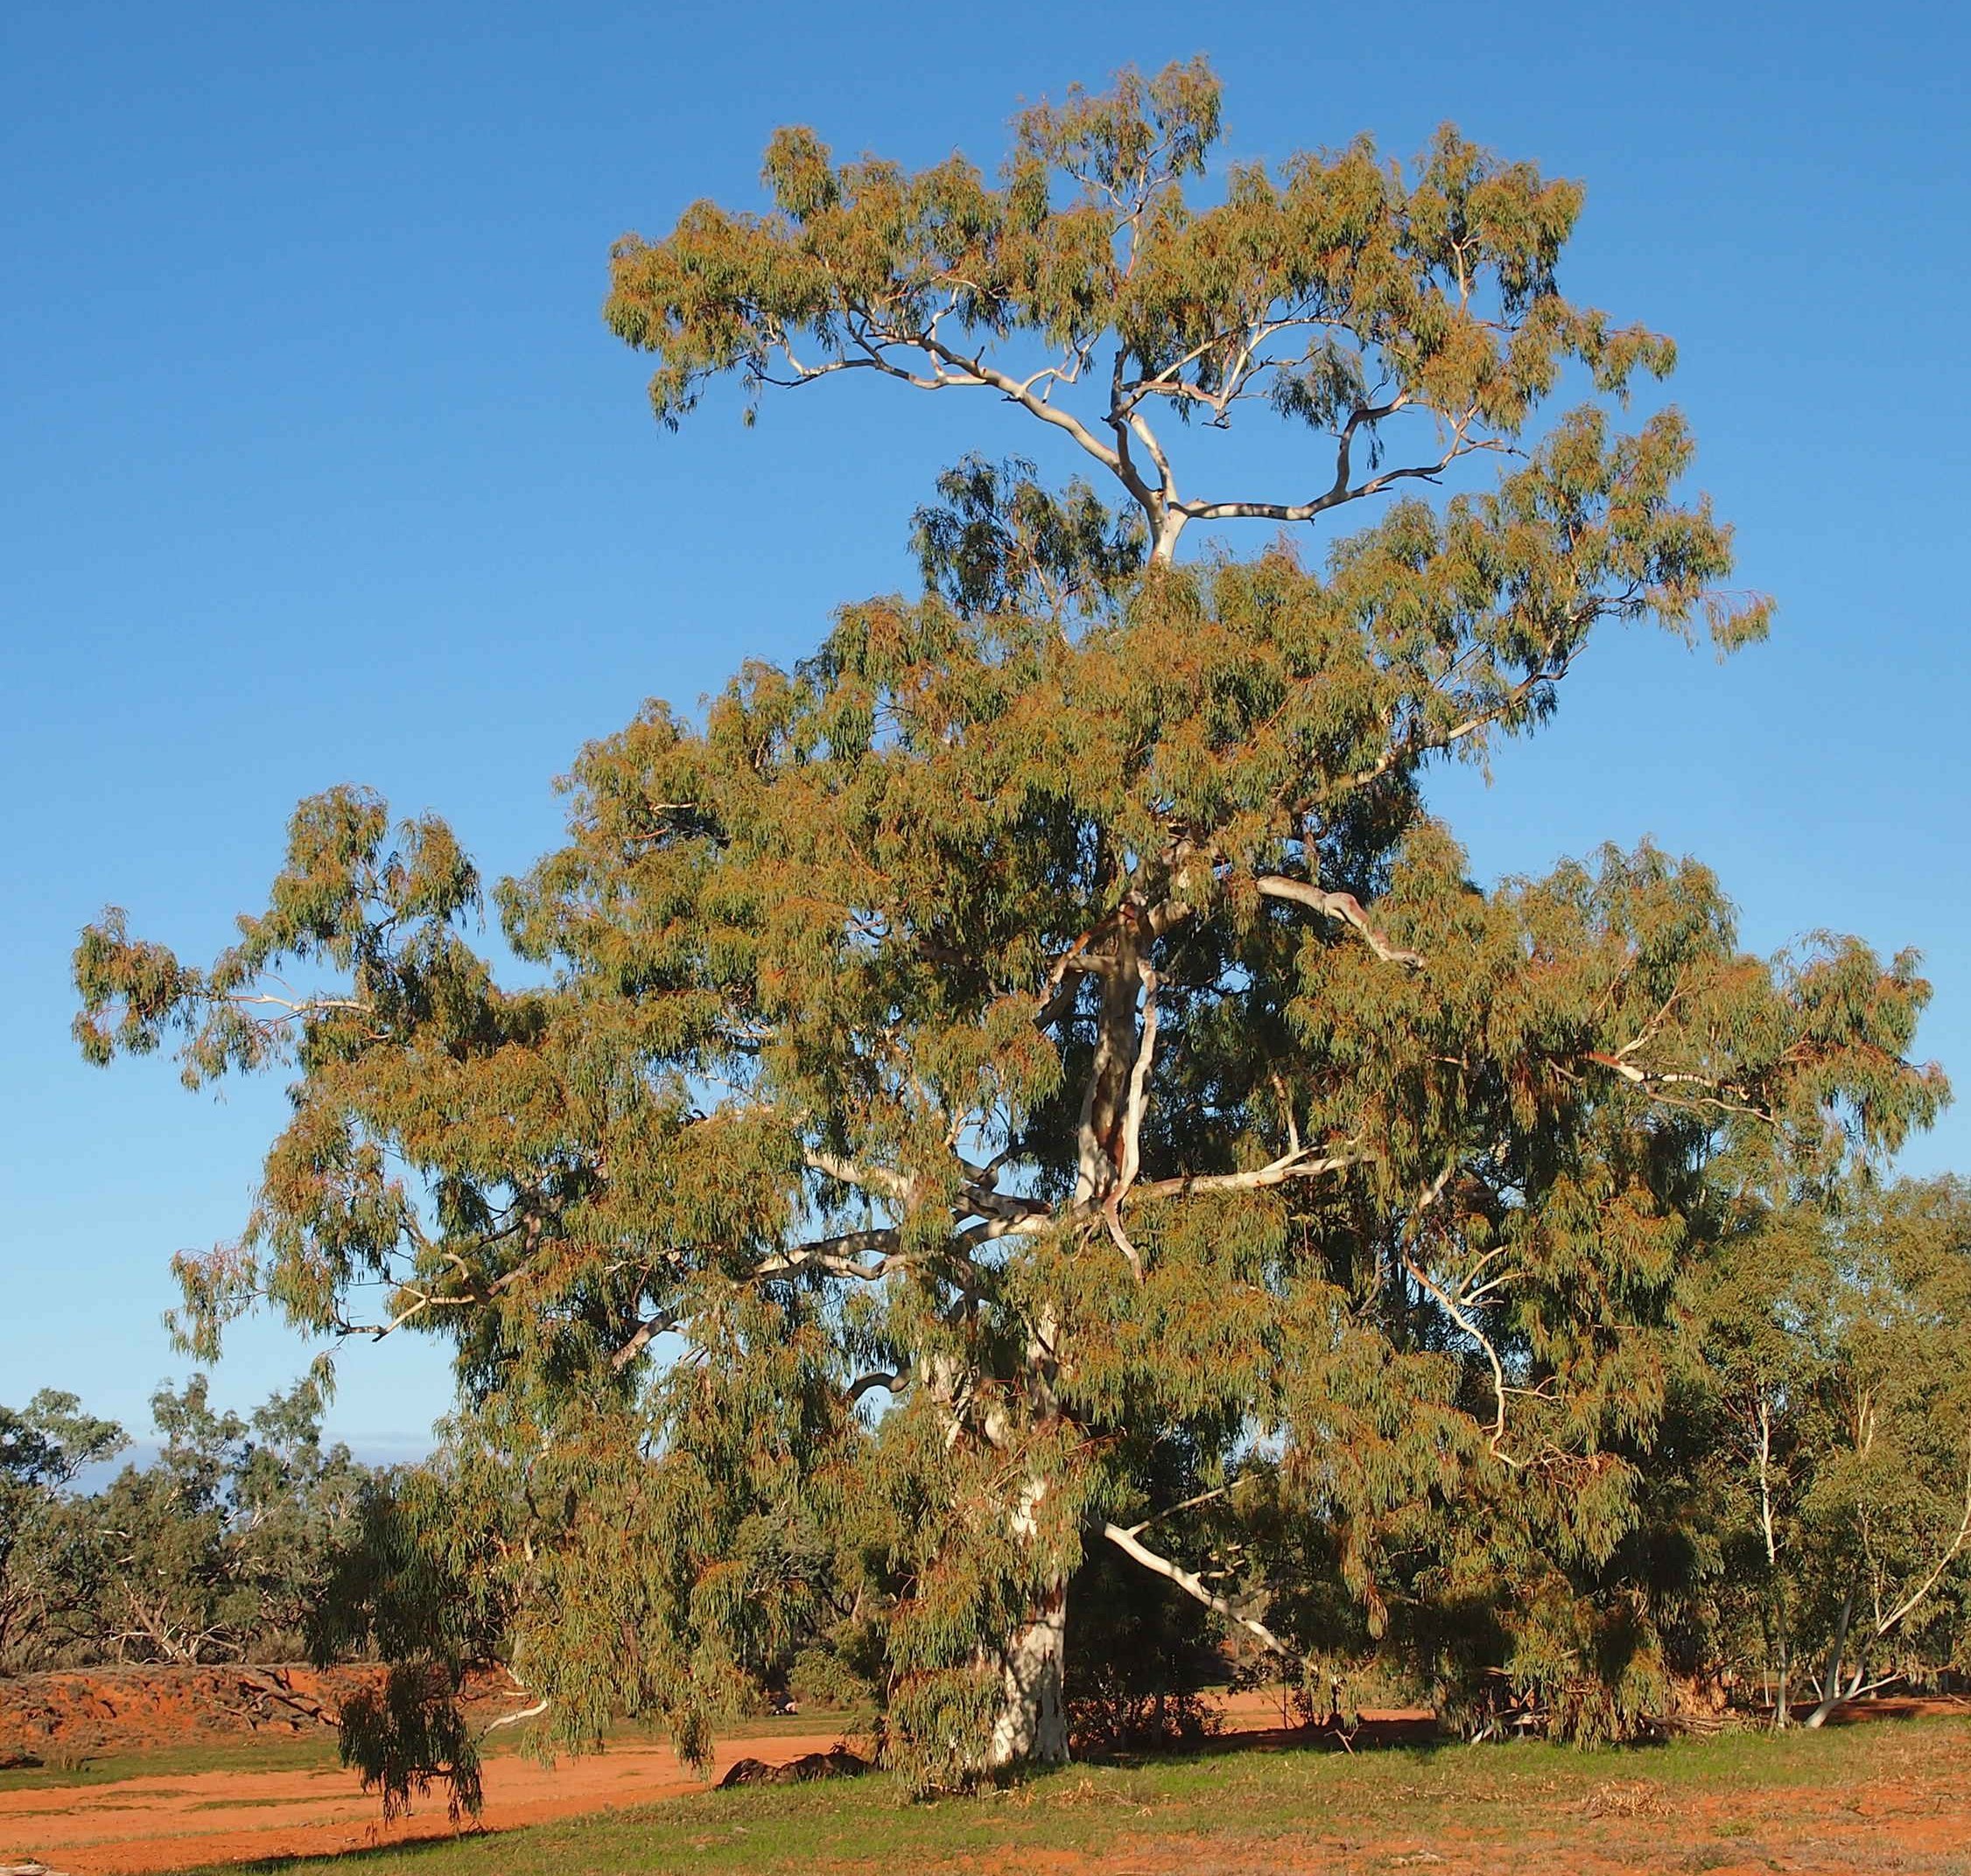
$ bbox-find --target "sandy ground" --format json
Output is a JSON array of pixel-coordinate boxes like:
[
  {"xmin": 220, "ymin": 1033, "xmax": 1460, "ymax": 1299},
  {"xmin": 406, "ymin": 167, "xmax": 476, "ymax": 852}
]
[
  {"xmin": 0, "ymin": 1723, "xmax": 857, "ymax": 1875},
  {"xmin": 0, "ymin": 1694, "xmax": 1293, "ymax": 1875},
  {"xmin": 5, "ymin": 1695, "xmax": 1967, "ymax": 1876}
]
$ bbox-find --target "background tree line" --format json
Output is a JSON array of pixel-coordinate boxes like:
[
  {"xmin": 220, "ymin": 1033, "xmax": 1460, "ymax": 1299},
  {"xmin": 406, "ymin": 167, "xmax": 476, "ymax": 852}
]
[{"xmin": 0, "ymin": 1376, "xmax": 383, "ymax": 1674}]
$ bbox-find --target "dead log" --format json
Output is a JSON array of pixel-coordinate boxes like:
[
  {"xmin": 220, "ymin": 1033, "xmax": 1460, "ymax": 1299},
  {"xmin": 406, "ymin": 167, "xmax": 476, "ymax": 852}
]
[{"xmin": 718, "ymin": 1747, "xmax": 870, "ymax": 1788}]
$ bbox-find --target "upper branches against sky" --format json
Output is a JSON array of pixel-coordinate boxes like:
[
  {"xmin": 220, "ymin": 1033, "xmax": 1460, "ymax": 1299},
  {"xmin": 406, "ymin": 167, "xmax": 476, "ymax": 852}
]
[{"xmin": 607, "ymin": 59, "xmax": 1682, "ymax": 567}]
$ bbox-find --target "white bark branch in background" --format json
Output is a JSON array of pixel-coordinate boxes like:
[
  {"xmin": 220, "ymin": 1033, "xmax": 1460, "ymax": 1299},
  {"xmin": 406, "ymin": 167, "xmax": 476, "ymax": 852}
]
[
  {"xmin": 1133, "ymin": 1145, "xmax": 1360, "ymax": 1202},
  {"xmin": 1102, "ymin": 1521, "xmax": 1295, "ymax": 1661},
  {"xmin": 803, "ymin": 1150, "xmax": 915, "ymax": 1203},
  {"xmin": 481, "ymin": 1698, "xmax": 551, "ymax": 1735},
  {"xmin": 1255, "ymin": 876, "xmax": 1425, "ymax": 970}
]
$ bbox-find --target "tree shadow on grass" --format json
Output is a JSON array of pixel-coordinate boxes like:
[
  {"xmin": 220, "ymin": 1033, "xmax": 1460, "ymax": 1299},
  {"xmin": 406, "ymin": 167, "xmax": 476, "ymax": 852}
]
[{"xmin": 1080, "ymin": 1712, "xmax": 1443, "ymax": 1769}]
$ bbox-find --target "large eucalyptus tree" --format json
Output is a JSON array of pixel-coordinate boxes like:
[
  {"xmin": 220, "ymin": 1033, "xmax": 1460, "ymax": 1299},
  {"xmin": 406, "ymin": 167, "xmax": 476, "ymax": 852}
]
[{"xmin": 75, "ymin": 64, "xmax": 1942, "ymax": 1797}]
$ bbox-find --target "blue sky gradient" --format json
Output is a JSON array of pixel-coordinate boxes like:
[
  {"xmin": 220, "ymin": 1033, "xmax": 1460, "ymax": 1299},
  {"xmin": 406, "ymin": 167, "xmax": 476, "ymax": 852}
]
[{"xmin": 5, "ymin": 0, "xmax": 1966, "ymax": 1447}]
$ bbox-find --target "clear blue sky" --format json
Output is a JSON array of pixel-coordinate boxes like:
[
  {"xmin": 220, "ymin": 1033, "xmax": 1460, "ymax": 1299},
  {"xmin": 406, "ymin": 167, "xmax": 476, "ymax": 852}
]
[{"xmin": 4, "ymin": 0, "xmax": 1966, "ymax": 1452}]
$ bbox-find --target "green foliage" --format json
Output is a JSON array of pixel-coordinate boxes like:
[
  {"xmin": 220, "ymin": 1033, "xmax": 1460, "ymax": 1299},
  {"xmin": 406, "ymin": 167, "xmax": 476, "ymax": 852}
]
[
  {"xmin": 1690, "ymin": 1179, "xmax": 1971, "ymax": 1717},
  {"xmin": 0, "ymin": 1376, "xmax": 382, "ymax": 1674},
  {"xmin": 603, "ymin": 60, "xmax": 1695, "ymax": 577},
  {"xmin": 93, "ymin": 1374, "xmax": 375, "ymax": 1665},
  {"xmin": 335, "ymin": 1662, "xmax": 483, "ymax": 1822},
  {"xmin": 300, "ymin": 1452, "xmax": 510, "ymax": 1814},
  {"xmin": 0, "ymin": 1390, "xmax": 125, "ymax": 1670},
  {"xmin": 69, "ymin": 60, "xmax": 1950, "ymax": 1797}
]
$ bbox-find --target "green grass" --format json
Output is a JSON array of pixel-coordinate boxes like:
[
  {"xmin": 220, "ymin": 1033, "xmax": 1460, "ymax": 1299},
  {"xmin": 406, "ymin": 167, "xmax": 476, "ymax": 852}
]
[
  {"xmin": 169, "ymin": 1712, "xmax": 1971, "ymax": 1876},
  {"xmin": 0, "ymin": 1731, "xmax": 346, "ymax": 1793},
  {"xmin": 188, "ymin": 1795, "xmax": 330, "ymax": 1812}
]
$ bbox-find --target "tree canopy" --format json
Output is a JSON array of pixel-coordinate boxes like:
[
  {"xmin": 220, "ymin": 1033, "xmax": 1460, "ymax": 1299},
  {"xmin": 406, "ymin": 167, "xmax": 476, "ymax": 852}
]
[
  {"xmin": 0, "ymin": 1390, "xmax": 123, "ymax": 1671},
  {"xmin": 0, "ymin": 1376, "xmax": 380, "ymax": 1675},
  {"xmin": 73, "ymin": 62, "xmax": 1951, "ymax": 1802},
  {"xmin": 1692, "ymin": 1178, "xmax": 1971, "ymax": 1726},
  {"xmin": 607, "ymin": 57, "xmax": 1694, "ymax": 570}
]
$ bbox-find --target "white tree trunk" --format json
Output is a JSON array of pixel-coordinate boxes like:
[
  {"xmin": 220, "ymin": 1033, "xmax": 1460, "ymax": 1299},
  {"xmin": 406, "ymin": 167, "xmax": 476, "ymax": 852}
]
[
  {"xmin": 1804, "ymin": 1587, "xmax": 1855, "ymax": 1729},
  {"xmin": 987, "ymin": 1581, "xmax": 1069, "ymax": 1768}
]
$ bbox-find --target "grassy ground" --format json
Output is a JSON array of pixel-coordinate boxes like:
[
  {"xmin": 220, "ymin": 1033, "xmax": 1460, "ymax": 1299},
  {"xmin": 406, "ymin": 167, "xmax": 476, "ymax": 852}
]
[
  {"xmin": 172, "ymin": 1712, "xmax": 1971, "ymax": 1876},
  {"xmin": 0, "ymin": 1732, "xmax": 343, "ymax": 1794}
]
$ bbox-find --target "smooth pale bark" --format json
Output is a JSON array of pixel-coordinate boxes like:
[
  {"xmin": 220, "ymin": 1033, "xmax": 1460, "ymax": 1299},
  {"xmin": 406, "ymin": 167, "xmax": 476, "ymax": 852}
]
[
  {"xmin": 1804, "ymin": 1587, "xmax": 1855, "ymax": 1729},
  {"xmin": 972, "ymin": 1361, "xmax": 1070, "ymax": 1772},
  {"xmin": 1101, "ymin": 1521, "xmax": 1296, "ymax": 1662},
  {"xmin": 1757, "ymin": 1397, "xmax": 1792, "ymax": 1730},
  {"xmin": 987, "ymin": 1581, "xmax": 1069, "ymax": 1767}
]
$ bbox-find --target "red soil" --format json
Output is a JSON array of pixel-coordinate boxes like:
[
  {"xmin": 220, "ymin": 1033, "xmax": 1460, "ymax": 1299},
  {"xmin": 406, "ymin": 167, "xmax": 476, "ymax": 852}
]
[
  {"xmin": 0, "ymin": 1677, "xmax": 1315, "ymax": 1874},
  {"xmin": 3, "ymin": 1671, "xmax": 1965, "ymax": 1876},
  {"xmin": 0, "ymin": 1664, "xmax": 519, "ymax": 1767},
  {"xmin": 1, "ymin": 1720, "xmax": 855, "ymax": 1874},
  {"xmin": 0, "ymin": 1664, "xmax": 860, "ymax": 1873}
]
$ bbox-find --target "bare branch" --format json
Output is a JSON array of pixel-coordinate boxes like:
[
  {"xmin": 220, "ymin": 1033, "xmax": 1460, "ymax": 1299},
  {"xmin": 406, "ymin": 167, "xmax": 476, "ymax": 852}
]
[
  {"xmin": 1399, "ymin": 1165, "xmax": 1521, "ymax": 1466},
  {"xmin": 610, "ymin": 1311, "xmax": 682, "ymax": 1373},
  {"xmin": 340, "ymin": 1288, "xmax": 476, "ymax": 1343},
  {"xmin": 1102, "ymin": 1521, "xmax": 1296, "ymax": 1661},
  {"xmin": 1133, "ymin": 1145, "xmax": 1361, "ymax": 1202},
  {"xmin": 1873, "ymin": 1446, "xmax": 1971, "ymax": 1641},
  {"xmin": 1075, "ymin": 914, "xmax": 1148, "ymax": 1204},
  {"xmin": 1329, "ymin": 656, "xmax": 1577, "ymax": 801},
  {"xmin": 755, "ymin": 1228, "xmax": 905, "ymax": 1280},
  {"xmin": 1175, "ymin": 425, "xmax": 1504, "ymax": 532},
  {"xmin": 1121, "ymin": 1482, "xmax": 1234, "ymax": 1536},
  {"xmin": 803, "ymin": 1151, "xmax": 915, "ymax": 1204},
  {"xmin": 1581, "ymin": 1053, "xmax": 1772, "ymax": 1124},
  {"xmin": 915, "ymin": 331, "xmax": 1129, "ymax": 482},
  {"xmin": 846, "ymin": 1368, "xmax": 911, "ymax": 1405},
  {"xmin": 1117, "ymin": 958, "xmax": 1161, "ymax": 1144},
  {"xmin": 1255, "ymin": 877, "xmax": 1424, "ymax": 970},
  {"xmin": 481, "ymin": 1698, "xmax": 551, "ymax": 1736},
  {"xmin": 226, "ymin": 992, "xmax": 375, "ymax": 1019},
  {"xmin": 961, "ymin": 1211, "xmax": 1058, "ymax": 1245}
]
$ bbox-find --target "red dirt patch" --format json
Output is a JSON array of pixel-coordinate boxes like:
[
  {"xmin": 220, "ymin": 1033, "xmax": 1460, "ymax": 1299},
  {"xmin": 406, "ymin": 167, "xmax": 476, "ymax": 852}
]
[
  {"xmin": 0, "ymin": 1685, "xmax": 1295, "ymax": 1874},
  {"xmin": 0, "ymin": 1721, "xmax": 871, "ymax": 1875},
  {"xmin": 0, "ymin": 1664, "xmax": 530, "ymax": 1765}
]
